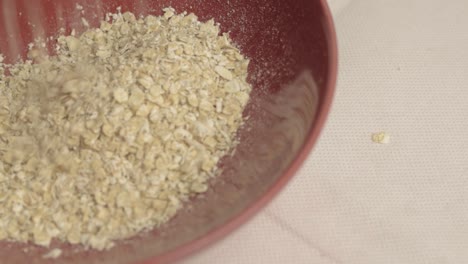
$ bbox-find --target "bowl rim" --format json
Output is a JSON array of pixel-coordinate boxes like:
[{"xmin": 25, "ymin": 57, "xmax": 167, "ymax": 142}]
[{"xmin": 143, "ymin": 0, "xmax": 338, "ymax": 262}]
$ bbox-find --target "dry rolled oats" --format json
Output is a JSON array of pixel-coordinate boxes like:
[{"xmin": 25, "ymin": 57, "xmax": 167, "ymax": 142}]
[{"xmin": 0, "ymin": 7, "xmax": 251, "ymax": 250}]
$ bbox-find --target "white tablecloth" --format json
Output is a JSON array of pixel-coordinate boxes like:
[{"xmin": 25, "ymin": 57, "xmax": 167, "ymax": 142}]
[{"xmin": 182, "ymin": 0, "xmax": 468, "ymax": 263}]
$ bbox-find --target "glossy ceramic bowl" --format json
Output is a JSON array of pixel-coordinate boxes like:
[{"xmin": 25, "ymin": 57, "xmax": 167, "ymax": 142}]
[{"xmin": 0, "ymin": 0, "xmax": 337, "ymax": 263}]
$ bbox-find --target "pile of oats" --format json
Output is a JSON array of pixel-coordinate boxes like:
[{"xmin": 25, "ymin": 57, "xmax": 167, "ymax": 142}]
[{"xmin": 0, "ymin": 8, "xmax": 251, "ymax": 250}]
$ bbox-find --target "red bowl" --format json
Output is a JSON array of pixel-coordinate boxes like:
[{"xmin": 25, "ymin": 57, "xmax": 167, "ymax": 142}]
[{"xmin": 0, "ymin": 0, "xmax": 337, "ymax": 263}]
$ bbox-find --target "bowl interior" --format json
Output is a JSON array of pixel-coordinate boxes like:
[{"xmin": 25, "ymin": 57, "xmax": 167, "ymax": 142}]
[{"xmin": 0, "ymin": 0, "xmax": 334, "ymax": 263}]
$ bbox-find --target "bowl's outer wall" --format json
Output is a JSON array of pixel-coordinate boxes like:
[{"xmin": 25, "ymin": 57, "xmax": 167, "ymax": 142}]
[{"xmin": 0, "ymin": 0, "xmax": 337, "ymax": 263}]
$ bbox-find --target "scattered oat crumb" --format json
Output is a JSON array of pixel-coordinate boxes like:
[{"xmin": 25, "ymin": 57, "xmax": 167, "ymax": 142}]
[
  {"xmin": 42, "ymin": 248, "xmax": 62, "ymax": 259},
  {"xmin": 372, "ymin": 132, "xmax": 390, "ymax": 144},
  {"xmin": 81, "ymin": 17, "xmax": 89, "ymax": 27}
]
